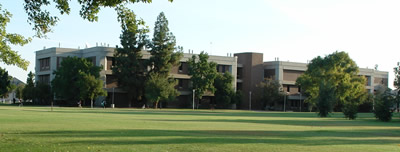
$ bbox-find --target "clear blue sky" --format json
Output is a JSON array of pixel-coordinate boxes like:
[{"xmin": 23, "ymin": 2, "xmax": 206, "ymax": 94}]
[{"xmin": 2, "ymin": 0, "xmax": 400, "ymax": 88}]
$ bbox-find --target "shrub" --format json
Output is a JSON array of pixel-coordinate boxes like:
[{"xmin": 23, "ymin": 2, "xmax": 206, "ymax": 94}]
[{"xmin": 374, "ymin": 88, "xmax": 394, "ymax": 122}]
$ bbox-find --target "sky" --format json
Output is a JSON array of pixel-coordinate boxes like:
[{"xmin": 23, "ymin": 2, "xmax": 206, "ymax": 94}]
[{"xmin": 1, "ymin": 0, "xmax": 400, "ymax": 88}]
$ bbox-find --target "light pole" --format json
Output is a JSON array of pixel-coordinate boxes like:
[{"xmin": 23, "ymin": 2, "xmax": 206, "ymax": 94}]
[
  {"xmin": 112, "ymin": 87, "xmax": 115, "ymax": 109},
  {"xmin": 284, "ymin": 92, "xmax": 287, "ymax": 112},
  {"xmin": 193, "ymin": 89, "xmax": 195, "ymax": 110},
  {"xmin": 299, "ymin": 92, "xmax": 302, "ymax": 112},
  {"xmin": 249, "ymin": 91, "xmax": 252, "ymax": 110}
]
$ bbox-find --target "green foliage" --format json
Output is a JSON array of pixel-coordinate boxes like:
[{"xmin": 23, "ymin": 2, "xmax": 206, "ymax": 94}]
[
  {"xmin": 316, "ymin": 81, "xmax": 336, "ymax": 117},
  {"xmin": 15, "ymin": 84, "xmax": 24, "ymax": 100},
  {"xmin": 256, "ymin": 78, "xmax": 283, "ymax": 110},
  {"xmin": 34, "ymin": 82, "xmax": 52, "ymax": 105},
  {"xmin": 145, "ymin": 73, "xmax": 179, "ymax": 108},
  {"xmin": 51, "ymin": 56, "xmax": 102, "ymax": 105},
  {"xmin": 144, "ymin": 12, "xmax": 182, "ymax": 108},
  {"xmin": 296, "ymin": 51, "xmax": 366, "ymax": 118},
  {"xmin": 113, "ymin": 7, "xmax": 149, "ymax": 107},
  {"xmin": 22, "ymin": 0, "xmax": 173, "ymax": 38},
  {"xmin": 78, "ymin": 73, "xmax": 107, "ymax": 103},
  {"xmin": 213, "ymin": 72, "xmax": 235, "ymax": 108},
  {"xmin": 149, "ymin": 12, "xmax": 183, "ymax": 76},
  {"xmin": 0, "ymin": 5, "xmax": 31, "ymax": 70},
  {"xmin": 394, "ymin": 62, "xmax": 400, "ymax": 112},
  {"xmin": 374, "ymin": 87, "xmax": 394, "ymax": 122},
  {"xmin": 22, "ymin": 72, "xmax": 35, "ymax": 101},
  {"xmin": 0, "ymin": 67, "xmax": 11, "ymax": 97},
  {"xmin": 188, "ymin": 51, "xmax": 218, "ymax": 100}
]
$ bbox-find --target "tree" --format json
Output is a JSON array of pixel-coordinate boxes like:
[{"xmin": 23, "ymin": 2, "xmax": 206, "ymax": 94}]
[
  {"xmin": 0, "ymin": 67, "xmax": 11, "ymax": 98},
  {"xmin": 78, "ymin": 74, "xmax": 107, "ymax": 108},
  {"xmin": 213, "ymin": 72, "xmax": 235, "ymax": 108},
  {"xmin": 374, "ymin": 87, "xmax": 394, "ymax": 122},
  {"xmin": 316, "ymin": 81, "xmax": 336, "ymax": 117},
  {"xmin": 1, "ymin": 1, "xmax": 173, "ymax": 70},
  {"xmin": 34, "ymin": 82, "xmax": 52, "ymax": 105},
  {"xmin": 22, "ymin": 0, "xmax": 173, "ymax": 38},
  {"xmin": 0, "ymin": 5, "xmax": 30, "ymax": 70},
  {"xmin": 394, "ymin": 62, "xmax": 400, "ymax": 113},
  {"xmin": 112, "ymin": 7, "xmax": 149, "ymax": 107},
  {"xmin": 22, "ymin": 71, "xmax": 35, "ymax": 101},
  {"xmin": 296, "ymin": 51, "xmax": 366, "ymax": 118},
  {"xmin": 149, "ymin": 12, "xmax": 183, "ymax": 76},
  {"xmin": 15, "ymin": 84, "xmax": 24, "ymax": 101},
  {"xmin": 188, "ymin": 51, "xmax": 218, "ymax": 106},
  {"xmin": 145, "ymin": 73, "xmax": 179, "ymax": 109},
  {"xmin": 256, "ymin": 78, "xmax": 283, "ymax": 110},
  {"xmin": 145, "ymin": 12, "xmax": 182, "ymax": 108},
  {"xmin": 51, "ymin": 56, "xmax": 102, "ymax": 105}
]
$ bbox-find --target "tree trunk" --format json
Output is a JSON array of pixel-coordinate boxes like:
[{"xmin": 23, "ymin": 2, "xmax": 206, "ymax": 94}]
[
  {"xmin": 155, "ymin": 101, "xmax": 158, "ymax": 109},
  {"xmin": 91, "ymin": 99, "xmax": 93, "ymax": 108}
]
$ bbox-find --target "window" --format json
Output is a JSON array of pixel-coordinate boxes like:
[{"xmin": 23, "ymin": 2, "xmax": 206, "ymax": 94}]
[
  {"xmin": 222, "ymin": 65, "xmax": 226, "ymax": 73},
  {"xmin": 287, "ymin": 85, "xmax": 290, "ymax": 92},
  {"xmin": 179, "ymin": 62, "xmax": 183, "ymax": 72},
  {"xmin": 298, "ymin": 87, "xmax": 301, "ymax": 93},
  {"xmin": 178, "ymin": 79, "xmax": 183, "ymax": 88},
  {"xmin": 39, "ymin": 58, "xmax": 50, "ymax": 71},
  {"xmin": 38, "ymin": 74, "xmax": 50, "ymax": 84},
  {"xmin": 107, "ymin": 57, "xmax": 115, "ymax": 70}
]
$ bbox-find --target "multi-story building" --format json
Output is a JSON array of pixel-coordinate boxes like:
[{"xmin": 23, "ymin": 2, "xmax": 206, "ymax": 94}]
[
  {"xmin": 36, "ymin": 48, "xmax": 388, "ymax": 109},
  {"xmin": 35, "ymin": 47, "xmax": 237, "ymax": 107},
  {"xmin": 235, "ymin": 52, "xmax": 389, "ymax": 111}
]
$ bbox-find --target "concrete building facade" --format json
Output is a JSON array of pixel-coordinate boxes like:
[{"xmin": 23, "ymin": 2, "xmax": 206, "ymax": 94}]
[
  {"xmin": 235, "ymin": 52, "xmax": 389, "ymax": 111},
  {"xmin": 36, "ymin": 48, "xmax": 388, "ymax": 109},
  {"xmin": 35, "ymin": 47, "xmax": 237, "ymax": 107}
]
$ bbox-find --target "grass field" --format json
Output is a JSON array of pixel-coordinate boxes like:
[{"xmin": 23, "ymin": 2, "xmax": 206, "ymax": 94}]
[{"xmin": 0, "ymin": 105, "xmax": 399, "ymax": 152}]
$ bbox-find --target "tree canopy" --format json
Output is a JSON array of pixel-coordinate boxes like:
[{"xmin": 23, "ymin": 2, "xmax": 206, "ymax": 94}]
[
  {"xmin": 213, "ymin": 72, "xmax": 235, "ymax": 108},
  {"xmin": 188, "ymin": 51, "xmax": 218, "ymax": 100},
  {"xmin": 0, "ymin": 5, "xmax": 30, "ymax": 70},
  {"xmin": 149, "ymin": 12, "xmax": 182, "ymax": 76},
  {"xmin": 0, "ymin": 67, "xmax": 11, "ymax": 97},
  {"xmin": 145, "ymin": 73, "xmax": 179, "ymax": 108},
  {"xmin": 113, "ymin": 7, "xmax": 149, "ymax": 107},
  {"xmin": 1, "ymin": 0, "xmax": 173, "ymax": 70},
  {"xmin": 51, "ymin": 56, "xmax": 102, "ymax": 105},
  {"xmin": 296, "ymin": 51, "xmax": 367, "ymax": 118},
  {"xmin": 256, "ymin": 78, "xmax": 283, "ymax": 110},
  {"xmin": 22, "ymin": 71, "xmax": 35, "ymax": 101}
]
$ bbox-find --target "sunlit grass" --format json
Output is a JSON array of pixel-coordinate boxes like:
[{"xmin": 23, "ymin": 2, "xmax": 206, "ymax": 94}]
[{"xmin": 0, "ymin": 105, "xmax": 399, "ymax": 152}]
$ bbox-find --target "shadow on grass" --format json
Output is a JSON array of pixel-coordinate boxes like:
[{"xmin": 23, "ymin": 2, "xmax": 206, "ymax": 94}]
[
  {"xmin": 19, "ymin": 129, "xmax": 400, "ymax": 146},
  {"xmin": 149, "ymin": 118, "xmax": 400, "ymax": 127}
]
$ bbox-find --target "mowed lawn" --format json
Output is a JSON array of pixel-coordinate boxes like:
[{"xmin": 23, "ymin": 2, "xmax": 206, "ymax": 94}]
[{"xmin": 0, "ymin": 105, "xmax": 399, "ymax": 152}]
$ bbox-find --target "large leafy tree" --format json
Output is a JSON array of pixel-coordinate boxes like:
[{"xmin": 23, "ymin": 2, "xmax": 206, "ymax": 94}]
[
  {"xmin": 1, "ymin": 0, "xmax": 173, "ymax": 70},
  {"xmin": 188, "ymin": 51, "xmax": 218, "ymax": 104},
  {"xmin": 213, "ymin": 72, "xmax": 235, "ymax": 108},
  {"xmin": 0, "ymin": 5, "xmax": 30, "ymax": 70},
  {"xmin": 0, "ymin": 67, "xmax": 11, "ymax": 97},
  {"xmin": 51, "ymin": 56, "xmax": 102, "ymax": 105},
  {"xmin": 112, "ymin": 7, "xmax": 149, "ymax": 107},
  {"xmin": 78, "ymin": 73, "xmax": 107, "ymax": 108},
  {"xmin": 296, "ymin": 51, "xmax": 367, "ymax": 119},
  {"xmin": 145, "ymin": 73, "xmax": 179, "ymax": 109},
  {"xmin": 374, "ymin": 87, "xmax": 395, "ymax": 122},
  {"xmin": 316, "ymin": 81, "xmax": 336, "ymax": 117},
  {"xmin": 22, "ymin": 0, "xmax": 173, "ymax": 38},
  {"xmin": 35, "ymin": 82, "xmax": 52, "ymax": 105},
  {"xmin": 22, "ymin": 71, "xmax": 35, "ymax": 101},
  {"xmin": 256, "ymin": 78, "xmax": 283, "ymax": 110}
]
